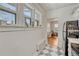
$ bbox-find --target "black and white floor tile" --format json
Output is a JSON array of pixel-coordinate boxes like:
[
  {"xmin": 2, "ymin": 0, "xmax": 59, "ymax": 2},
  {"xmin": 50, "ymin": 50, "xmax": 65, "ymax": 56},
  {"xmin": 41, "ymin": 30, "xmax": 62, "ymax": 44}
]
[{"xmin": 38, "ymin": 45, "xmax": 64, "ymax": 56}]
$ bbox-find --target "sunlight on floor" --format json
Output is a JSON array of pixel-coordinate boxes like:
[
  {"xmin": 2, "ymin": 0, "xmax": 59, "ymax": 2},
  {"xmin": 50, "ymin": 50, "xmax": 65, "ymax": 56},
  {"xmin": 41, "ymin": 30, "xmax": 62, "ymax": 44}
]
[{"xmin": 48, "ymin": 36, "xmax": 58, "ymax": 48}]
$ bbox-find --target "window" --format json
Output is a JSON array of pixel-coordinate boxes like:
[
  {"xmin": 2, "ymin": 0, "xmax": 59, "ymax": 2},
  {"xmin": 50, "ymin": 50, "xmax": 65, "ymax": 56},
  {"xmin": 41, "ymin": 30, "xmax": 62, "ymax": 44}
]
[
  {"xmin": 54, "ymin": 24, "xmax": 58, "ymax": 28},
  {"xmin": 24, "ymin": 4, "xmax": 32, "ymax": 27},
  {"xmin": 34, "ymin": 10, "xmax": 41, "ymax": 27},
  {"xmin": 0, "ymin": 3, "xmax": 16, "ymax": 12},
  {"xmin": 33, "ymin": 20, "xmax": 39, "ymax": 27},
  {"xmin": 25, "ymin": 18, "xmax": 31, "ymax": 27},
  {"xmin": 35, "ymin": 11, "xmax": 40, "ymax": 20},
  {"xmin": 0, "ymin": 3, "xmax": 16, "ymax": 25},
  {"xmin": 24, "ymin": 7, "xmax": 31, "ymax": 17},
  {"xmin": 24, "ymin": 4, "xmax": 42, "ymax": 27},
  {"xmin": 0, "ymin": 10, "xmax": 16, "ymax": 25}
]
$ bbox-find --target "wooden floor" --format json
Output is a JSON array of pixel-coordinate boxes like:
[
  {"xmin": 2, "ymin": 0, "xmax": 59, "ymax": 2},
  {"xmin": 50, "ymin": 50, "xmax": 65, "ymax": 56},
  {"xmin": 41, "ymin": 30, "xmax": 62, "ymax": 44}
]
[{"xmin": 48, "ymin": 36, "xmax": 58, "ymax": 48}]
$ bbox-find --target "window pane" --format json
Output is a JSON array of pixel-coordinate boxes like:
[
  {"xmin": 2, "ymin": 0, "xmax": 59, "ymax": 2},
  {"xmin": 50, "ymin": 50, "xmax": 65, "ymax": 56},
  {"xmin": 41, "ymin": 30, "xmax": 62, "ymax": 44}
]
[
  {"xmin": 0, "ymin": 3, "xmax": 16, "ymax": 25},
  {"xmin": 54, "ymin": 24, "xmax": 58, "ymax": 28},
  {"xmin": 25, "ymin": 18, "xmax": 31, "ymax": 27},
  {"xmin": 24, "ymin": 11, "xmax": 31, "ymax": 17},
  {"xmin": 24, "ymin": 7, "xmax": 31, "ymax": 17},
  {"xmin": 35, "ymin": 10, "xmax": 40, "ymax": 20},
  {"xmin": 0, "ymin": 3, "xmax": 16, "ymax": 11},
  {"xmin": 0, "ymin": 10, "xmax": 15, "ymax": 25},
  {"xmin": 33, "ymin": 20, "xmax": 39, "ymax": 27},
  {"xmin": 35, "ymin": 12, "xmax": 39, "ymax": 20}
]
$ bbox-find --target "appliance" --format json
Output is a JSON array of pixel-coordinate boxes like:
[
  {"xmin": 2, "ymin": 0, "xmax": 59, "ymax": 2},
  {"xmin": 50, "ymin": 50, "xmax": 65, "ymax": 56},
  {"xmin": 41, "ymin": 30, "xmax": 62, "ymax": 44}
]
[
  {"xmin": 63, "ymin": 20, "xmax": 79, "ymax": 56},
  {"xmin": 71, "ymin": 43, "xmax": 79, "ymax": 56}
]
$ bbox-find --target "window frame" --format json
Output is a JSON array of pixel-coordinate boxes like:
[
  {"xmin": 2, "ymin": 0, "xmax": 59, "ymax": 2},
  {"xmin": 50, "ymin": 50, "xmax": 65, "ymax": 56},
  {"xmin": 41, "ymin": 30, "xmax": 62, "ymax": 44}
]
[
  {"xmin": 24, "ymin": 17, "xmax": 31, "ymax": 27},
  {"xmin": 34, "ymin": 10, "xmax": 41, "ymax": 27},
  {"xmin": 24, "ymin": 5, "xmax": 32, "ymax": 18},
  {"xmin": 24, "ymin": 4, "xmax": 32, "ymax": 27},
  {"xmin": 34, "ymin": 20, "xmax": 39, "ymax": 26},
  {"xmin": 0, "ymin": 7, "xmax": 16, "ymax": 25}
]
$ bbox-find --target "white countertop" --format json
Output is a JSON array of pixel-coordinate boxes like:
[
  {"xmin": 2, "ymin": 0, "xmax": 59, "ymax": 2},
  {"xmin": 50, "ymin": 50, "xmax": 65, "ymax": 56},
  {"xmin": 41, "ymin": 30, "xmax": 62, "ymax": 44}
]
[
  {"xmin": 68, "ymin": 37, "xmax": 79, "ymax": 44},
  {"xmin": 68, "ymin": 37, "xmax": 79, "ymax": 39}
]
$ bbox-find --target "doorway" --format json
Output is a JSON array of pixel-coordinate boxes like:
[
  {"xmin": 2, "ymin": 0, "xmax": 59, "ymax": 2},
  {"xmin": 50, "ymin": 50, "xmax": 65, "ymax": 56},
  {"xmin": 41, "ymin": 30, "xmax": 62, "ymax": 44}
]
[{"xmin": 47, "ymin": 20, "xmax": 58, "ymax": 48}]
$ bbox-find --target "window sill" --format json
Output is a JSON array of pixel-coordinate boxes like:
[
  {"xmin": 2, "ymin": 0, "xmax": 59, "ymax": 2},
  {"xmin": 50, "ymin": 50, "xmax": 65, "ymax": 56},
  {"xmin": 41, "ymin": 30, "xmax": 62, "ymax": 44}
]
[
  {"xmin": 0, "ymin": 25, "xmax": 43, "ymax": 32},
  {"xmin": 0, "ymin": 25, "xmax": 42, "ymax": 28}
]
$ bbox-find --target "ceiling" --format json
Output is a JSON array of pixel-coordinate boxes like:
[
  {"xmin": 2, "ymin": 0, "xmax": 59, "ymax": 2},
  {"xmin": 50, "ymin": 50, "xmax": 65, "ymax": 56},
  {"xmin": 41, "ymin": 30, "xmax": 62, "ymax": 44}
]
[{"xmin": 39, "ymin": 3, "xmax": 77, "ymax": 11}]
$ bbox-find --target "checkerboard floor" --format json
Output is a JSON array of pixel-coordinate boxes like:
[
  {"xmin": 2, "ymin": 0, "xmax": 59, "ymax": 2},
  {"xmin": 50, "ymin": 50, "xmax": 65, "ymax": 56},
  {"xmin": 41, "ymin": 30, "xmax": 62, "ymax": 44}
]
[{"xmin": 38, "ymin": 45, "xmax": 64, "ymax": 56}]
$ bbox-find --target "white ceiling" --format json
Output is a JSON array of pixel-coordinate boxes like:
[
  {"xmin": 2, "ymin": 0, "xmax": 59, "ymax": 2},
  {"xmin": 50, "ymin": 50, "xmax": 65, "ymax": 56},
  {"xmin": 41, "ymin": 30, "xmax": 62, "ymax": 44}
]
[{"xmin": 39, "ymin": 3, "xmax": 77, "ymax": 11}]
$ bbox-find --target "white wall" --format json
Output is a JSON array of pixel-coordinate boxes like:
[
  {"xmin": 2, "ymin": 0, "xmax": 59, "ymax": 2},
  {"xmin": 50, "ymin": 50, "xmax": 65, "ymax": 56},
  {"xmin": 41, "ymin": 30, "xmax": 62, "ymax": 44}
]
[
  {"xmin": 47, "ymin": 4, "xmax": 79, "ymax": 52},
  {"xmin": 0, "ymin": 27, "xmax": 47, "ymax": 56}
]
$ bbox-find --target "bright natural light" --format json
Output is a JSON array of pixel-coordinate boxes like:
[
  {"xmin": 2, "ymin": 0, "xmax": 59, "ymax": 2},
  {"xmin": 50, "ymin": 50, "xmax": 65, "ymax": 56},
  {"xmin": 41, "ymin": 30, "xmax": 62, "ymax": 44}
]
[{"xmin": 54, "ymin": 23, "xmax": 58, "ymax": 28}]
